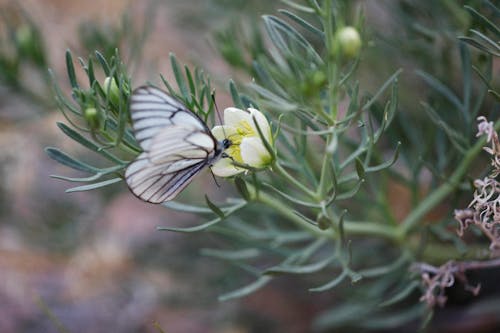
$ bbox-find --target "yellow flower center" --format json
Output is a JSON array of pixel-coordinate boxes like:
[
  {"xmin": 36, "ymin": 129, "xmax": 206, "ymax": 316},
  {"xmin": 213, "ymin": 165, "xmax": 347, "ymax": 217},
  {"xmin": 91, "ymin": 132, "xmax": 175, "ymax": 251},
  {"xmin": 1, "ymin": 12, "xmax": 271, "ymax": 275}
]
[{"xmin": 225, "ymin": 120, "xmax": 255, "ymax": 164}]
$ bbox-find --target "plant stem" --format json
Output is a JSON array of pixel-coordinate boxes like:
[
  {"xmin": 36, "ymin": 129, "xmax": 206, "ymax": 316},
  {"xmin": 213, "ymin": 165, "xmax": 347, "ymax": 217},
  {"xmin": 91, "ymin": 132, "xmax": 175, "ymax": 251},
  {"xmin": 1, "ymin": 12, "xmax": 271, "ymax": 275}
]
[
  {"xmin": 273, "ymin": 161, "xmax": 318, "ymax": 199},
  {"xmin": 317, "ymin": 134, "xmax": 334, "ymax": 198},
  {"xmin": 323, "ymin": 0, "xmax": 339, "ymax": 121},
  {"xmin": 253, "ymin": 187, "xmax": 400, "ymax": 241}
]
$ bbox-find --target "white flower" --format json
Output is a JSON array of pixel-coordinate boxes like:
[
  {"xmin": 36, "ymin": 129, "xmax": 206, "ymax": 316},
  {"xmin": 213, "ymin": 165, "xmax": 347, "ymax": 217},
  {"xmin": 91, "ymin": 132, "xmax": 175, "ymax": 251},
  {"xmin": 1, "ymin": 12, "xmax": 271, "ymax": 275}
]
[{"xmin": 211, "ymin": 107, "xmax": 273, "ymax": 177}]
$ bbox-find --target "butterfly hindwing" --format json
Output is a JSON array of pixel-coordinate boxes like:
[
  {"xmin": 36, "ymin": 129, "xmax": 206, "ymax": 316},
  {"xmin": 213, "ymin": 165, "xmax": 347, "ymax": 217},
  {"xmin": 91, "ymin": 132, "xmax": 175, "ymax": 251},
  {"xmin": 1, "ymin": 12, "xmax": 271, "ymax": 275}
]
[
  {"xmin": 125, "ymin": 86, "xmax": 223, "ymax": 203},
  {"xmin": 125, "ymin": 152, "xmax": 208, "ymax": 203}
]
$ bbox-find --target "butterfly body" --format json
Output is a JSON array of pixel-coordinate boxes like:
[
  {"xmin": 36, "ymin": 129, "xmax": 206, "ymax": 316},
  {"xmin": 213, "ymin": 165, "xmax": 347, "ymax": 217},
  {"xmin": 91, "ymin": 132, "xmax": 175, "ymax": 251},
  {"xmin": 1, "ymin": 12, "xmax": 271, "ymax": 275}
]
[{"xmin": 125, "ymin": 86, "xmax": 229, "ymax": 203}]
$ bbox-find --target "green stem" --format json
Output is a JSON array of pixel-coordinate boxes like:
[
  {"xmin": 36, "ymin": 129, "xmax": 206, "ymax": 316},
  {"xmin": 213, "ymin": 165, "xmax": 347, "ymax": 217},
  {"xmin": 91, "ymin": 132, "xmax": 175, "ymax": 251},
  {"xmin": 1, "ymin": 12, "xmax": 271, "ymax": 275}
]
[
  {"xmin": 399, "ymin": 119, "xmax": 500, "ymax": 236},
  {"xmin": 323, "ymin": 0, "xmax": 339, "ymax": 121},
  {"xmin": 317, "ymin": 134, "xmax": 334, "ymax": 198},
  {"xmin": 253, "ymin": 187, "xmax": 399, "ymax": 241},
  {"xmin": 273, "ymin": 161, "xmax": 318, "ymax": 199},
  {"xmin": 255, "ymin": 189, "xmax": 331, "ymax": 237}
]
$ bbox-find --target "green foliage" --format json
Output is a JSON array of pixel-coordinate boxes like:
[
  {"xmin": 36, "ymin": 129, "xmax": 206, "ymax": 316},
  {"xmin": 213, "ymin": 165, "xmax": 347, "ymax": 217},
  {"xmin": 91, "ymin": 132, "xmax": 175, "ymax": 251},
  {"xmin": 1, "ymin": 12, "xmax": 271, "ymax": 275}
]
[
  {"xmin": 46, "ymin": 0, "xmax": 500, "ymax": 331},
  {"xmin": 0, "ymin": 4, "xmax": 50, "ymax": 105}
]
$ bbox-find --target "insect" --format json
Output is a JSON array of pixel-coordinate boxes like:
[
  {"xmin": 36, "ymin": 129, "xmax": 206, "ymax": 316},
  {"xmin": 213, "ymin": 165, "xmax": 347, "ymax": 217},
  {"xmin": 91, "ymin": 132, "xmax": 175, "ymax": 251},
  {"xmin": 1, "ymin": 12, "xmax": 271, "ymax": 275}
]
[{"xmin": 125, "ymin": 86, "xmax": 231, "ymax": 203}]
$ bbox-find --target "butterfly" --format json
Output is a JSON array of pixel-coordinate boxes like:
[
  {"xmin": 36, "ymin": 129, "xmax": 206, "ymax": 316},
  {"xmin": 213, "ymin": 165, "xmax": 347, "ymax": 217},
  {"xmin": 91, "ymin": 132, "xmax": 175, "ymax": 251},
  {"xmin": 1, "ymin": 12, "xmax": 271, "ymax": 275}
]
[{"xmin": 125, "ymin": 86, "xmax": 231, "ymax": 203}]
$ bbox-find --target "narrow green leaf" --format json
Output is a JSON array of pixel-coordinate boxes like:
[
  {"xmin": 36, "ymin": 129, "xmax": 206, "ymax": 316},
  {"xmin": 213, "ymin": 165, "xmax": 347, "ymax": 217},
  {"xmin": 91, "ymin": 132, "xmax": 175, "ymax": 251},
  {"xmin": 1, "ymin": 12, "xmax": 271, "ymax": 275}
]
[
  {"xmin": 358, "ymin": 252, "xmax": 410, "ymax": 278},
  {"xmin": 45, "ymin": 147, "xmax": 99, "ymax": 173},
  {"xmin": 170, "ymin": 53, "xmax": 190, "ymax": 102},
  {"xmin": 362, "ymin": 69, "xmax": 403, "ymax": 111},
  {"xmin": 94, "ymin": 50, "xmax": 111, "ymax": 75},
  {"xmin": 339, "ymin": 57, "xmax": 361, "ymax": 86},
  {"xmin": 279, "ymin": 10, "xmax": 324, "ymax": 38},
  {"xmin": 163, "ymin": 201, "xmax": 214, "ymax": 213},
  {"xmin": 385, "ymin": 77, "xmax": 398, "ymax": 127},
  {"xmin": 87, "ymin": 57, "xmax": 96, "ymax": 87},
  {"xmin": 469, "ymin": 29, "xmax": 500, "ymax": 52},
  {"xmin": 265, "ymin": 255, "xmax": 335, "ymax": 275},
  {"xmin": 234, "ymin": 177, "xmax": 251, "ymax": 201},
  {"xmin": 51, "ymin": 84, "xmax": 82, "ymax": 118},
  {"xmin": 263, "ymin": 15, "xmax": 322, "ymax": 63},
  {"xmin": 361, "ymin": 304, "xmax": 425, "ymax": 329},
  {"xmin": 218, "ymin": 276, "xmax": 272, "ymax": 301},
  {"xmin": 263, "ymin": 183, "xmax": 320, "ymax": 207},
  {"xmin": 205, "ymin": 195, "xmax": 225, "ymax": 219},
  {"xmin": 201, "ymin": 248, "xmax": 261, "ymax": 260},
  {"xmin": 159, "ymin": 200, "xmax": 247, "ymax": 232},
  {"xmin": 65, "ymin": 50, "xmax": 78, "ymax": 89},
  {"xmin": 464, "ymin": 5, "xmax": 500, "ymax": 37},
  {"xmin": 310, "ymin": 270, "xmax": 348, "ymax": 292},
  {"xmin": 337, "ymin": 210, "xmax": 347, "ymax": 248},
  {"xmin": 339, "ymin": 141, "xmax": 367, "ymax": 171},
  {"xmin": 66, "ymin": 177, "xmax": 121, "ymax": 192},
  {"xmin": 459, "ymin": 36, "xmax": 500, "ymax": 56},
  {"xmin": 486, "ymin": 0, "xmax": 500, "ymax": 16},
  {"xmin": 158, "ymin": 216, "xmax": 224, "ymax": 233},
  {"xmin": 249, "ymin": 83, "xmax": 297, "ymax": 112},
  {"xmin": 185, "ymin": 65, "xmax": 196, "ymax": 98},
  {"xmin": 104, "ymin": 118, "xmax": 140, "ymax": 152},
  {"xmin": 273, "ymin": 231, "xmax": 313, "ymax": 245},
  {"xmin": 416, "ymin": 70, "xmax": 463, "ymax": 111},
  {"xmin": 379, "ymin": 280, "xmax": 420, "ymax": 307},
  {"xmin": 292, "ymin": 210, "xmax": 318, "ymax": 226},
  {"xmin": 422, "ymin": 103, "xmax": 468, "ymax": 153},
  {"xmin": 280, "ymin": 0, "xmax": 315, "ymax": 13},
  {"xmin": 50, "ymin": 165, "xmax": 123, "ymax": 182},
  {"xmin": 354, "ymin": 158, "xmax": 365, "ymax": 179},
  {"xmin": 51, "ymin": 173, "xmax": 105, "ymax": 183},
  {"xmin": 365, "ymin": 142, "xmax": 400, "ymax": 173},
  {"xmin": 160, "ymin": 74, "xmax": 179, "ymax": 98},
  {"xmin": 336, "ymin": 179, "xmax": 364, "ymax": 200},
  {"xmin": 460, "ymin": 42, "xmax": 471, "ymax": 126},
  {"xmin": 56, "ymin": 122, "xmax": 125, "ymax": 164},
  {"xmin": 252, "ymin": 61, "xmax": 288, "ymax": 99},
  {"xmin": 229, "ymin": 80, "xmax": 244, "ymax": 109}
]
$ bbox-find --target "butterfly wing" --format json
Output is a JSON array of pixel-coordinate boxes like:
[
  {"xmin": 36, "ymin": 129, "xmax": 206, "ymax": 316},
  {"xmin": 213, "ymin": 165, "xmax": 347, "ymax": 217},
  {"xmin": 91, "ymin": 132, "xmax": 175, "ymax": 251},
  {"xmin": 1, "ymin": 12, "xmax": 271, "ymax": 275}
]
[
  {"xmin": 129, "ymin": 86, "xmax": 209, "ymax": 151},
  {"xmin": 125, "ymin": 86, "xmax": 219, "ymax": 203}
]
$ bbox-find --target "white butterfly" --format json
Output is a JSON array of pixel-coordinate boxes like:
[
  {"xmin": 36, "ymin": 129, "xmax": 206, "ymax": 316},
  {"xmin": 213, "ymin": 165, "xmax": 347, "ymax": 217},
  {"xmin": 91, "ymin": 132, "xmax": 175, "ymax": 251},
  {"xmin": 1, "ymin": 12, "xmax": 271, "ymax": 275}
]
[{"xmin": 125, "ymin": 86, "xmax": 231, "ymax": 203}]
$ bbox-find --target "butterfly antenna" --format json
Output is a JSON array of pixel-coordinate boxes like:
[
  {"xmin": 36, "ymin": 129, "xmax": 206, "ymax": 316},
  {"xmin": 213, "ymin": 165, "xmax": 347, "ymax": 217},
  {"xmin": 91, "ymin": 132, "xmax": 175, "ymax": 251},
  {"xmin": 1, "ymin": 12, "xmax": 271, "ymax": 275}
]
[{"xmin": 211, "ymin": 90, "xmax": 228, "ymax": 139}]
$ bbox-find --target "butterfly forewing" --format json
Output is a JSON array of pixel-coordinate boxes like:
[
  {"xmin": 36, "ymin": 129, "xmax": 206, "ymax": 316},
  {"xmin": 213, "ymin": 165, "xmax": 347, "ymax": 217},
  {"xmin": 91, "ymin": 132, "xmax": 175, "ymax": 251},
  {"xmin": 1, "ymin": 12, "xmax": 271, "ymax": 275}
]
[
  {"xmin": 129, "ymin": 86, "xmax": 207, "ymax": 151},
  {"xmin": 125, "ymin": 86, "xmax": 224, "ymax": 203}
]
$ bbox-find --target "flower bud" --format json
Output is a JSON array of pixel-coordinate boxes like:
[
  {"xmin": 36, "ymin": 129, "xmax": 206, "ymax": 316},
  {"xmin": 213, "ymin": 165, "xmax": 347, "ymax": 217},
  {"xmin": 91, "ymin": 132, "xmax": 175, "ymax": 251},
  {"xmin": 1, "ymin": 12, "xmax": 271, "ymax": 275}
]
[
  {"xmin": 84, "ymin": 107, "xmax": 101, "ymax": 130},
  {"xmin": 301, "ymin": 70, "xmax": 327, "ymax": 97},
  {"xmin": 103, "ymin": 77, "xmax": 120, "ymax": 106},
  {"xmin": 316, "ymin": 212, "xmax": 331, "ymax": 230},
  {"xmin": 16, "ymin": 25, "xmax": 33, "ymax": 53},
  {"xmin": 335, "ymin": 26, "xmax": 362, "ymax": 58}
]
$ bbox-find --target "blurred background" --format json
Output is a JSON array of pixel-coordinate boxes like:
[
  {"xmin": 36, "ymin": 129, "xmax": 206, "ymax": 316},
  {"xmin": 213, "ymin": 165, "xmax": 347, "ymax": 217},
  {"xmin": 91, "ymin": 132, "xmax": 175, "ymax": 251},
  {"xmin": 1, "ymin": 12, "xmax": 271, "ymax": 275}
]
[
  {"xmin": 0, "ymin": 0, "xmax": 328, "ymax": 332},
  {"xmin": 0, "ymin": 0, "xmax": 499, "ymax": 332}
]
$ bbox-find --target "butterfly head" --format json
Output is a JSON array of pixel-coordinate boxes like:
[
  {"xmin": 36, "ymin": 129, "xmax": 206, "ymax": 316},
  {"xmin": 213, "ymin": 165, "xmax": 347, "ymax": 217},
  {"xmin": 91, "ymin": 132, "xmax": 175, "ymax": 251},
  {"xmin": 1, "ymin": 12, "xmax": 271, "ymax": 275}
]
[{"xmin": 222, "ymin": 138, "xmax": 232, "ymax": 149}]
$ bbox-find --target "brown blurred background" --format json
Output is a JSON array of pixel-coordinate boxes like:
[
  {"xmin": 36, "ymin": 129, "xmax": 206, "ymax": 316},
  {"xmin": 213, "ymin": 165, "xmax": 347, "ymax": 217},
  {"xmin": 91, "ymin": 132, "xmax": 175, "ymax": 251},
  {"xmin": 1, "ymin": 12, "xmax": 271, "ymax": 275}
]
[{"xmin": 0, "ymin": 0, "xmax": 326, "ymax": 332}]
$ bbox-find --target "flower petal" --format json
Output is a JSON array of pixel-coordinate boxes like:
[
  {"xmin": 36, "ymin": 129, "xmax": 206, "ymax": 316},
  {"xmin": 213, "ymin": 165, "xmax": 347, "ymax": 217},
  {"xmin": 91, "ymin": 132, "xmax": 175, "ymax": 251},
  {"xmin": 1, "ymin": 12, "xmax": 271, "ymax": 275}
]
[
  {"xmin": 211, "ymin": 157, "xmax": 243, "ymax": 177},
  {"xmin": 224, "ymin": 107, "xmax": 252, "ymax": 127},
  {"xmin": 211, "ymin": 125, "xmax": 237, "ymax": 141},
  {"xmin": 248, "ymin": 108, "xmax": 272, "ymax": 141},
  {"xmin": 240, "ymin": 136, "xmax": 272, "ymax": 168}
]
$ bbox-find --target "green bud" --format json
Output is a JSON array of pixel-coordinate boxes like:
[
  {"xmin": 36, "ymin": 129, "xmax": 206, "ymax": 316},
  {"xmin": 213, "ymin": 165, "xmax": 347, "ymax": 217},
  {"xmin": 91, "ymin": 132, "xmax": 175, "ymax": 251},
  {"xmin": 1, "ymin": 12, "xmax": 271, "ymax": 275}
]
[
  {"xmin": 84, "ymin": 107, "xmax": 100, "ymax": 130},
  {"xmin": 335, "ymin": 26, "xmax": 362, "ymax": 58},
  {"xmin": 103, "ymin": 77, "xmax": 120, "ymax": 106},
  {"xmin": 300, "ymin": 70, "xmax": 327, "ymax": 97},
  {"xmin": 16, "ymin": 25, "xmax": 36, "ymax": 58},
  {"xmin": 316, "ymin": 212, "xmax": 331, "ymax": 230}
]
